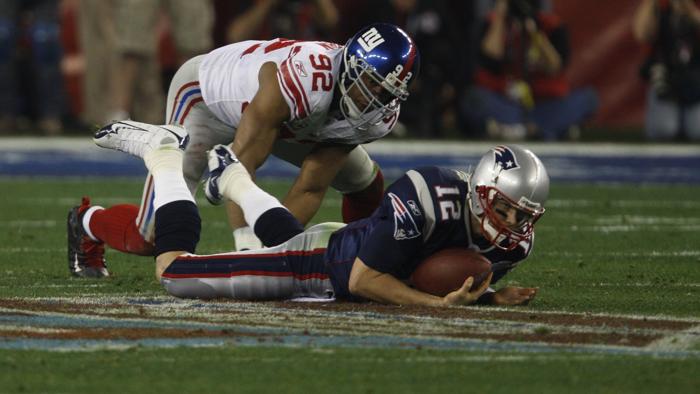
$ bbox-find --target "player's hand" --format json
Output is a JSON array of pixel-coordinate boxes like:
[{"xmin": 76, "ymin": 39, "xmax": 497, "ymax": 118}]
[
  {"xmin": 442, "ymin": 272, "xmax": 493, "ymax": 306},
  {"xmin": 491, "ymin": 286, "xmax": 538, "ymax": 305}
]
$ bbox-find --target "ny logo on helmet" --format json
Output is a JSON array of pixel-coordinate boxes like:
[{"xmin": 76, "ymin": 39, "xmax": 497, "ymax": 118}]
[
  {"xmin": 358, "ymin": 28, "xmax": 385, "ymax": 52},
  {"xmin": 494, "ymin": 145, "xmax": 520, "ymax": 171}
]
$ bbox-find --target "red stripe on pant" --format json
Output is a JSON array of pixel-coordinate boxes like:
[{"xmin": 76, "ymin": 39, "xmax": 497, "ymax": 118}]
[
  {"xmin": 168, "ymin": 81, "xmax": 199, "ymax": 124},
  {"xmin": 177, "ymin": 97, "xmax": 204, "ymax": 125}
]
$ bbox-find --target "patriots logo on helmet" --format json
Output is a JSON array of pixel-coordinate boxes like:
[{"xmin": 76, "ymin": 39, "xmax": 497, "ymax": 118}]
[
  {"xmin": 388, "ymin": 193, "xmax": 421, "ymax": 240},
  {"xmin": 493, "ymin": 146, "xmax": 520, "ymax": 171}
]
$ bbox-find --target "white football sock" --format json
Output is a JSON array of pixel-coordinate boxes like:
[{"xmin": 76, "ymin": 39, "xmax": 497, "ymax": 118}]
[
  {"xmin": 219, "ymin": 163, "xmax": 283, "ymax": 228},
  {"xmin": 144, "ymin": 149, "xmax": 194, "ymax": 210},
  {"xmin": 232, "ymin": 226, "xmax": 263, "ymax": 251},
  {"xmin": 82, "ymin": 205, "xmax": 104, "ymax": 242}
]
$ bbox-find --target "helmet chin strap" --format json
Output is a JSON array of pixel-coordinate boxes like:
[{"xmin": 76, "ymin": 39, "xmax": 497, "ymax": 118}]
[
  {"xmin": 469, "ymin": 203, "xmax": 511, "ymax": 250},
  {"xmin": 480, "ymin": 214, "xmax": 508, "ymax": 246},
  {"xmin": 340, "ymin": 94, "xmax": 363, "ymax": 120}
]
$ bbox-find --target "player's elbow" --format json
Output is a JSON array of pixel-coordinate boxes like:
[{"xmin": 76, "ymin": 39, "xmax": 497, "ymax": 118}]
[
  {"xmin": 348, "ymin": 271, "xmax": 364, "ymax": 296},
  {"xmin": 348, "ymin": 264, "xmax": 371, "ymax": 297}
]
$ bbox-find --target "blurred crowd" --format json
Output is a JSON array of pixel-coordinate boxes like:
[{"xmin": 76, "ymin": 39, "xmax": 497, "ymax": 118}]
[{"xmin": 0, "ymin": 0, "xmax": 698, "ymax": 141}]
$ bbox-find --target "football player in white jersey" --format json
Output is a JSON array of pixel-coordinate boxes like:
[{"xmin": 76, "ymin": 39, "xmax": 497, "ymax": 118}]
[{"xmin": 67, "ymin": 23, "xmax": 420, "ymax": 278}]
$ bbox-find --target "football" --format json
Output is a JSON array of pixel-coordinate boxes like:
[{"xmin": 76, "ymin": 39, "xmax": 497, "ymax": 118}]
[{"xmin": 411, "ymin": 248, "xmax": 492, "ymax": 297}]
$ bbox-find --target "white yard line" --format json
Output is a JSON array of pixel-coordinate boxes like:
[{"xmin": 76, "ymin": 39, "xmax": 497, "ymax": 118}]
[
  {"xmin": 546, "ymin": 199, "xmax": 700, "ymax": 209},
  {"xmin": 0, "ymin": 220, "xmax": 57, "ymax": 228},
  {"xmin": 645, "ymin": 324, "xmax": 700, "ymax": 352}
]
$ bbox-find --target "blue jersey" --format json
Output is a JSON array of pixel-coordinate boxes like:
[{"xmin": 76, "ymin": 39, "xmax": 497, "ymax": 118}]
[{"xmin": 325, "ymin": 166, "xmax": 533, "ymax": 299}]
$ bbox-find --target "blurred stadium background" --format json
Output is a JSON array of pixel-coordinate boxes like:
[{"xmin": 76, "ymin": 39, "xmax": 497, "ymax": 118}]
[{"xmin": 0, "ymin": 0, "xmax": 687, "ymax": 140}]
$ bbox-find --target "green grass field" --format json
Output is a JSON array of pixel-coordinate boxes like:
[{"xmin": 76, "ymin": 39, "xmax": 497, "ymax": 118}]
[{"xmin": 1, "ymin": 178, "xmax": 699, "ymax": 393}]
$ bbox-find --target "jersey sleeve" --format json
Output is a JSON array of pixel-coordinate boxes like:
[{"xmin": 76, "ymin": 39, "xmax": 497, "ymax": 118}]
[
  {"xmin": 356, "ymin": 173, "xmax": 429, "ymax": 278},
  {"xmin": 275, "ymin": 43, "xmax": 336, "ymax": 122}
]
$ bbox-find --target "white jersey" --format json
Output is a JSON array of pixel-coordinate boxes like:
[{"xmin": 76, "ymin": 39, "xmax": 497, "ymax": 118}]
[{"xmin": 198, "ymin": 38, "xmax": 398, "ymax": 145}]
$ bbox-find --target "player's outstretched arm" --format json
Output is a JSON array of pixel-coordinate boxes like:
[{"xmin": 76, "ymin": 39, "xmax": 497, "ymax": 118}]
[
  {"xmin": 233, "ymin": 61, "xmax": 290, "ymax": 173},
  {"xmin": 348, "ymin": 258, "xmax": 491, "ymax": 307},
  {"xmin": 349, "ymin": 258, "xmax": 444, "ymax": 306},
  {"xmin": 226, "ymin": 61, "xmax": 290, "ymax": 233},
  {"xmin": 282, "ymin": 144, "xmax": 354, "ymax": 225}
]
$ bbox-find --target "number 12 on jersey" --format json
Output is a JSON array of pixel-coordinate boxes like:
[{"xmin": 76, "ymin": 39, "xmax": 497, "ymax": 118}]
[{"xmin": 435, "ymin": 186, "xmax": 462, "ymax": 221}]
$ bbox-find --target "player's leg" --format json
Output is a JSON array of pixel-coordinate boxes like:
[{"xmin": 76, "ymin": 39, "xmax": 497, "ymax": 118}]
[
  {"xmin": 69, "ymin": 56, "xmax": 224, "ymax": 278},
  {"xmin": 93, "ymin": 120, "xmax": 200, "ymax": 279},
  {"xmin": 332, "ymin": 146, "xmax": 384, "ymax": 223},
  {"xmin": 67, "ymin": 121, "xmax": 186, "ymax": 276},
  {"xmin": 161, "ymin": 222, "xmax": 341, "ymax": 300},
  {"xmin": 96, "ymin": 128, "xmax": 333, "ymax": 300},
  {"xmin": 136, "ymin": 54, "xmax": 218, "ymax": 244},
  {"xmin": 205, "ymin": 145, "xmax": 304, "ymax": 246}
]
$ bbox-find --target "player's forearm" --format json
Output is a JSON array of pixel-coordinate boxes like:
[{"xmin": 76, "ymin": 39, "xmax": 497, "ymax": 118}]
[
  {"xmin": 281, "ymin": 188, "xmax": 325, "ymax": 226},
  {"xmin": 233, "ymin": 131, "xmax": 276, "ymax": 174},
  {"xmin": 350, "ymin": 270, "xmax": 444, "ymax": 307}
]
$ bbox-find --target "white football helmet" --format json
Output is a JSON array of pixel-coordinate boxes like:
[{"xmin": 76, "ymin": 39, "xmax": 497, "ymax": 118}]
[{"xmin": 467, "ymin": 145, "xmax": 549, "ymax": 250}]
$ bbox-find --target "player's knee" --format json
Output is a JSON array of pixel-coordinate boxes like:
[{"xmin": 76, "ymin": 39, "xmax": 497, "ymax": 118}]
[
  {"xmin": 154, "ymin": 201, "xmax": 201, "ymax": 256},
  {"xmin": 342, "ymin": 167, "xmax": 384, "ymax": 223}
]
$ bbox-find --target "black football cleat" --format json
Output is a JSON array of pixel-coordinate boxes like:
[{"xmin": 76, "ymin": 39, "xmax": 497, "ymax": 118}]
[{"xmin": 67, "ymin": 197, "xmax": 110, "ymax": 278}]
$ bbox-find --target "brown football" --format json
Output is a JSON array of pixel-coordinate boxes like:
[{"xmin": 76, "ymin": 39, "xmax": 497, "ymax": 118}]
[{"xmin": 411, "ymin": 248, "xmax": 492, "ymax": 297}]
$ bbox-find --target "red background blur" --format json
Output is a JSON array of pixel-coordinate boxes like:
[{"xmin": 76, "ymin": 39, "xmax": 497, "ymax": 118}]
[{"xmin": 556, "ymin": 0, "xmax": 646, "ymax": 127}]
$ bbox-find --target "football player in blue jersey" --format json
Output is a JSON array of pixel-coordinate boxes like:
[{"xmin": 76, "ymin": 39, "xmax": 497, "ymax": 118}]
[{"xmin": 94, "ymin": 121, "xmax": 548, "ymax": 307}]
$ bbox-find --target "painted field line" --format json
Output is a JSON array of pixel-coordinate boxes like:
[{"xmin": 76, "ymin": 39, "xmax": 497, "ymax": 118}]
[
  {"xmin": 0, "ymin": 220, "xmax": 57, "ymax": 228},
  {"xmin": 0, "ymin": 247, "xmax": 70, "ymax": 253},
  {"xmin": 556, "ymin": 224, "xmax": 700, "ymax": 232},
  {"xmin": 539, "ymin": 250, "xmax": 700, "ymax": 258},
  {"xmin": 591, "ymin": 282, "xmax": 700, "ymax": 288},
  {"xmin": 2, "ymin": 296, "xmax": 700, "ymax": 358},
  {"xmin": 17, "ymin": 295, "xmax": 700, "ymax": 324},
  {"xmin": 546, "ymin": 199, "xmax": 700, "ymax": 209},
  {"xmin": 473, "ymin": 304, "xmax": 700, "ymax": 324},
  {"xmin": 0, "ymin": 283, "xmax": 108, "ymax": 289},
  {"xmin": 595, "ymin": 216, "xmax": 700, "ymax": 225},
  {"xmin": 3, "ymin": 326, "xmax": 699, "ymax": 359},
  {"xmin": 646, "ymin": 324, "xmax": 700, "ymax": 352}
]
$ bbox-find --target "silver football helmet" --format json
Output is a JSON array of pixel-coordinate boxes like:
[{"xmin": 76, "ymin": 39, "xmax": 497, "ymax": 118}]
[{"xmin": 467, "ymin": 145, "xmax": 549, "ymax": 250}]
